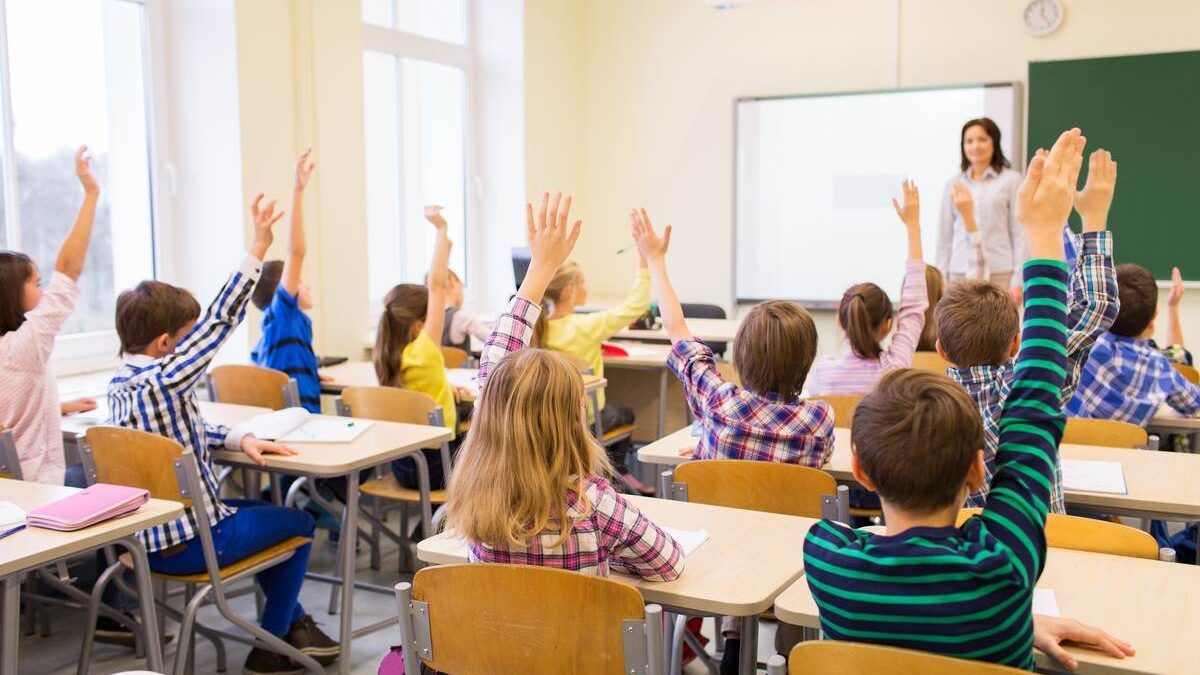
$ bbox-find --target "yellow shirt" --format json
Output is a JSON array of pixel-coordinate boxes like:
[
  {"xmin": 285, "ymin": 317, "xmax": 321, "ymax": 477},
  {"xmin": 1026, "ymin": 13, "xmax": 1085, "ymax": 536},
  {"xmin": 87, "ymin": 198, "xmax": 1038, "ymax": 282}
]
[
  {"xmin": 402, "ymin": 331, "xmax": 457, "ymax": 435},
  {"xmin": 544, "ymin": 268, "xmax": 651, "ymax": 411}
]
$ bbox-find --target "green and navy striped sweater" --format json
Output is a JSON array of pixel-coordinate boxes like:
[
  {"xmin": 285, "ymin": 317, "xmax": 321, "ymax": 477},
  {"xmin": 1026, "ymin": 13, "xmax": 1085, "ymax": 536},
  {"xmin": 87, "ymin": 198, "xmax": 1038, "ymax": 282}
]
[{"xmin": 803, "ymin": 259, "xmax": 1069, "ymax": 670}]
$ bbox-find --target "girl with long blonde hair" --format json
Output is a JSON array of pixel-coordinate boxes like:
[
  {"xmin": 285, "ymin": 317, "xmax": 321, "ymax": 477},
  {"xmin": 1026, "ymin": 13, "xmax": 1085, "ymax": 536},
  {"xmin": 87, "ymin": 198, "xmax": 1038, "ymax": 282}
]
[{"xmin": 445, "ymin": 191, "xmax": 683, "ymax": 580}]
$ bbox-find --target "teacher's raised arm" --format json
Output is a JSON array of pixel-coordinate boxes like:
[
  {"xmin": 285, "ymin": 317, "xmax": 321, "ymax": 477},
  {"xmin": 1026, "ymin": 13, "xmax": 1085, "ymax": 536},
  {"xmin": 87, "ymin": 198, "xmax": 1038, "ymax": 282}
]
[{"xmin": 936, "ymin": 117, "xmax": 1024, "ymax": 291}]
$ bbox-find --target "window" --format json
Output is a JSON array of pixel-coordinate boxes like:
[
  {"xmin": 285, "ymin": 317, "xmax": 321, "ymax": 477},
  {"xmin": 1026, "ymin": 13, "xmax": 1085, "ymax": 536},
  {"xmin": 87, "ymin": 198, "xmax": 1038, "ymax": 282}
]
[
  {"xmin": 362, "ymin": 0, "xmax": 472, "ymax": 312},
  {"xmin": 0, "ymin": 0, "xmax": 159, "ymax": 343}
]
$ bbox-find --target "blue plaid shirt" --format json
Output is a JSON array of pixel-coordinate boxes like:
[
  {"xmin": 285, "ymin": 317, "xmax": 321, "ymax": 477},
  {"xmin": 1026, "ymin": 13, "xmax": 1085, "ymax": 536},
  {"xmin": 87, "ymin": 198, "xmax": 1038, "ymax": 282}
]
[
  {"xmin": 1067, "ymin": 333, "xmax": 1200, "ymax": 426},
  {"xmin": 948, "ymin": 231, "xmax": 1118, "ymax": 513},
  {"xmin": 107, "ymin": 255, "xmax": 262, "ymax": 553}
]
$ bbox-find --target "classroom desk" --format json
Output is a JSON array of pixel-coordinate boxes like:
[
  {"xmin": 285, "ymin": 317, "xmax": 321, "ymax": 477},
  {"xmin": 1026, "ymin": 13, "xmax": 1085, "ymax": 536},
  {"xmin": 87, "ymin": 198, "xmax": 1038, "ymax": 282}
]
[
  {"xmin": 207, "ymin": 403, "xmax": 451, "ymax": 675},
  {"xmin": 416, "ymin": 495, "xmax": 818, "ymax": 675},
  {"xmin": 318, "ymin": 360, "xmax": 607, "ymax": 396},
  {"xmin": 0, "ymin": 478, "xmax": 183, "ymax": 675},
  {"xmin": 615, "ymin": 318, "xmax": 740, "ymax": 344},
  {"xmin": 1148, "ymin": 414, "xmax": 1200, "ymax": 452},
  {"xmin": 772, "ymin": 546, "xmax": 1200, "ymax": 675},
  {"xmin": 640, "ymin": 427, "xmax": 1200, "ymax": 521}
]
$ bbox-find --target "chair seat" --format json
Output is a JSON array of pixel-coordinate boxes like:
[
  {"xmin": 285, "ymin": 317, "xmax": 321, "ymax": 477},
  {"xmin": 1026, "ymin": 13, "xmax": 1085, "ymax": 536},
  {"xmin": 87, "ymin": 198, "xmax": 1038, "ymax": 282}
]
[
  {"xmin": 120, "ymin": 536, "xmax": 312, "ymax": 584},
  {"xmin": 602, "ymin": 424, "xmax": 635, "ymax": 444},
  {"xmin": 362, "ymin": 475, "xmax": 448, "ymax": 504}
]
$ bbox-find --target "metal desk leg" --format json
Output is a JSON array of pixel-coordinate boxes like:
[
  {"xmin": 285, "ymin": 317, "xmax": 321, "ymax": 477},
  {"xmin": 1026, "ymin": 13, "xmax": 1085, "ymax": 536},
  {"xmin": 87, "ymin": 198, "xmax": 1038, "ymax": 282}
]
[
  {"xmin": 338, "ymin": 478, "xmax": 361, "ymax": 675},
  {"xmin": 657, "ymin": 369, "xmax": 669, "ymax": 439},
  {"xmin": 120, "ymin": 536, "xmax": 164, "ymax": 672},
  {"xmin": 739, "ymin": 614, "xmax": 759, "ymax": 675},
  {"xmin": 1, "ymin": 574, "xmax": 18, "ymax": 675}
]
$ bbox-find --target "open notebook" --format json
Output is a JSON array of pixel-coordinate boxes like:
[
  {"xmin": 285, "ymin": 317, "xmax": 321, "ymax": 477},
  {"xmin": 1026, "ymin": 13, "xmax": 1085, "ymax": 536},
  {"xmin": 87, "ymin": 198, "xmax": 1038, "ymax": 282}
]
[
  {"xmin": 0, "ymin": 501, "xmax": 25, "ymax": 539},
  {"xmin": 232, "ymin": 408, "xmax": 374, "ymax": 444}
]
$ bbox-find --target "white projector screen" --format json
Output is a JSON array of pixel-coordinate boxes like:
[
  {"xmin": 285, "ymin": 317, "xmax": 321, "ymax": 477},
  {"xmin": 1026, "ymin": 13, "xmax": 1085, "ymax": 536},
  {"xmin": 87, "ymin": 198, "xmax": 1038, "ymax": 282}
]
[{"xmin": 735, "ymin": 84, "xmax": 1022, "ymax": 305}]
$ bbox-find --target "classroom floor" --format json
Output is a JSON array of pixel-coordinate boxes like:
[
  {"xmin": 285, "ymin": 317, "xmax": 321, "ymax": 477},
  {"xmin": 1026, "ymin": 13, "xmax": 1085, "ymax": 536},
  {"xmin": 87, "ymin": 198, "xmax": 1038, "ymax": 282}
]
[{"xmin": 21, "ymin": 525, "xmax": 778, "ymax": 674}]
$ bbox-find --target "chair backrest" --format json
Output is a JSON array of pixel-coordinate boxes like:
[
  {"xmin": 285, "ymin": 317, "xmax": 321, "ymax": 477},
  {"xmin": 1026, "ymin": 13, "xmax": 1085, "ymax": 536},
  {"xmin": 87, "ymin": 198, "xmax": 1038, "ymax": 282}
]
[
  {"xmin": 674, "ymin": 460, "xmax": 836, "ymax": 518},
  {"xmin": 956, "ymin": 509, "xmax": 1158, "ymax": 559},
  {"xmin": 785, "ymin": 641, "xmax": 1026, "ymax": 674},
  {"xmin": 1062, "ymin": 417, "xmax": 1147, "ymax": 448},
  {"xmin": 82, "ymin": 426, "xmax": 191, "ymax": 506},
  {"xmin": 810, "ymin": 395, "xmax": 862, "ymax": 429},
  {"xmin": 1172, "ymin": 362, "xmax": 1200, "ymax": 384},
  {"xmin": 407, "ymin": 564, "xmax": 650, "ymax": 675},
  {"xmin": 681, "ymin": 303, "xmax": 728, "ymax": 355},
  {"xmin": 439, "ymin": 346, "xmax": 471, "ymax": 369},
  {"xmin": 0, "ymin": 426, "xmax": 21, "ymax": 480},
  {"xmin": 207, "ymin": 364, "xmax": 292, "ymax": 410},
  {"xmin": 340, "ymin": 386, "xmax": 439, "ymax": 426},
  {"xmin": 911, "ymin": 351, "xmax": 951, "ymax": 374}
]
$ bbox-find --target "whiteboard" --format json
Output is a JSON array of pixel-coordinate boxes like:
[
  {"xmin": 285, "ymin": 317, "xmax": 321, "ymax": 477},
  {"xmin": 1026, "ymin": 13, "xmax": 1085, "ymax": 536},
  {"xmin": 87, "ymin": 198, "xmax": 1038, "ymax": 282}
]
[{"xmin": 735, "ymin": 84, "xmax": 1022, "ymax": 305}]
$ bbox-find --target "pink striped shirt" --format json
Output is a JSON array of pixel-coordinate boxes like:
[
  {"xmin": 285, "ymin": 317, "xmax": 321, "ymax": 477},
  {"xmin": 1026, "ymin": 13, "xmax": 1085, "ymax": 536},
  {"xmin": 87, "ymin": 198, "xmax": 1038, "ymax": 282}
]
[
  {"xmin": 807, "ymin": 259, "xmax": 928, "ymax": 398},
  {"xmin": 0, "ymin": 272, "xmax": 79, "ymax": 485}
]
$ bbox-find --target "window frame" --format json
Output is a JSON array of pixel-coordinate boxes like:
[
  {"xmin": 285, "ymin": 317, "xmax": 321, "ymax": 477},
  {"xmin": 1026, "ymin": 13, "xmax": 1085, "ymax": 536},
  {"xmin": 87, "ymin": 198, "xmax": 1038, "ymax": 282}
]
[
  {"xmin": 362, "ymin": 0, "xmax": 478, "ymax": 306},
  {"xmin": 0, "ymin": 0, "xmax": 171, "ymax": 374}
]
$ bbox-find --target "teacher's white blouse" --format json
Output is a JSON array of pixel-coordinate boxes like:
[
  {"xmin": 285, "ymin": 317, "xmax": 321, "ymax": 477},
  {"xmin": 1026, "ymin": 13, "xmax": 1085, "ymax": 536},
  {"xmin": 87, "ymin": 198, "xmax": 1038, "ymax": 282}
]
[{"xmin": 936, "ymin": 166, "xmax": 1025, "ymax": 281}]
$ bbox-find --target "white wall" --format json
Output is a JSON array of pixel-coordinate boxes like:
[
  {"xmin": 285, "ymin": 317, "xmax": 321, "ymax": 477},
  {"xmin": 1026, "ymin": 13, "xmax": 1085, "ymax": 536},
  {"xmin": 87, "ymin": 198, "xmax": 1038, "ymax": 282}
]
[{"xmin": 525, "ymin": 0, "xmax": 1200, "ymax": 352}]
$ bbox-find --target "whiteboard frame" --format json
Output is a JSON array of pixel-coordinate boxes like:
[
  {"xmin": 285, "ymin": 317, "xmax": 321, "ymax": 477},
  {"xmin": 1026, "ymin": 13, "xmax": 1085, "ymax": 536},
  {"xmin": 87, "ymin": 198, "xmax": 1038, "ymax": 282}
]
[{"xmin": 731, "ymin": 82, "xmax": 1025, "ymax": 309}]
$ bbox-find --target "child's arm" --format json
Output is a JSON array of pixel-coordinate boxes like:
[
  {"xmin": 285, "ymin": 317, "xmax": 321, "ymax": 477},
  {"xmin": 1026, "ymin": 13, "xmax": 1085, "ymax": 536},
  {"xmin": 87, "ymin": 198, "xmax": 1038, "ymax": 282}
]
[
  {"xmin": 421, "ymin": 206, "xmax": 453, "ymax": 345},
  {"xmin": 881, "ymin": 180, "xmax": 928, "ymax": 367},
  {"xmin": 630, "ymin": 208, "xmax": 690, "ymax": 344},
  {"xmin": 1167, "ymin": 267, "xmax": 1185, "ymax": 348},
  {"xmin": 476, "ymin": 192, "xmax": 581, "ymax": 390},
  {"xmin": 952, "ymin": 181, "xmax": 990, "ymax": 280},
  {"xmin": 280, "ymin": 149, "xmax": 314, "ymax": 298},
  {"xmin": 595, "ymin": 480, "xmax": 684, "ymax": 582},
  {"xmin": 5, "ymin": 148, "xmax": 98, "ymax": 366},
  {"xmin": 1062, "ymin": 149, "xmax": 1120, "ymax": 404},
  {"xmin": 159, "ymin": 194, "xmax": 283, "ymax": 387},
  {"xmin": 570, "ymin": 254, "xmax": 651, "ymax": 344},
  {"xmin": 981, "ymin": 129, "xmax": 1083, "ymax": 587}
]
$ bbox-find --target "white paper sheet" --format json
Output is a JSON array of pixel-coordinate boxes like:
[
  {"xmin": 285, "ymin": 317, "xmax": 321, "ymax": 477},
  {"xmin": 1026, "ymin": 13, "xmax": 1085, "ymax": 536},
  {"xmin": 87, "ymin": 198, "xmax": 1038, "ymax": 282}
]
[
  {"xmin": 445, "ymin": 369, "xmax": 480, "ymax": 393},
  {"xmin": 0, "ymin": 501, "xmax": 26, "ymax": 528},
  {"xmin": 1033, "ymin": 588, "xmax": 1061, "ymax": 617},
  {"xmin": 1061, "ymin": 459, "xmax": 1128, "ymax": 494},
  {"xmin": 278, "ymin": 419, "xmax": 374, "ymax": 443},
  {"xmin": 660, "ymin": 526, "xmax": 710, "ymax": 556}
]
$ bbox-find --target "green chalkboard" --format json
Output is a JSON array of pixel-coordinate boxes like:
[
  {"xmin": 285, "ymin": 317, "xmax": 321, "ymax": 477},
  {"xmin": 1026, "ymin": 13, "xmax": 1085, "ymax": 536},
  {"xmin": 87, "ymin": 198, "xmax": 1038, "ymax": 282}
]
[{"xmin": 1029, "ymin": 50, "xmax": 1200, "ymax": 280}]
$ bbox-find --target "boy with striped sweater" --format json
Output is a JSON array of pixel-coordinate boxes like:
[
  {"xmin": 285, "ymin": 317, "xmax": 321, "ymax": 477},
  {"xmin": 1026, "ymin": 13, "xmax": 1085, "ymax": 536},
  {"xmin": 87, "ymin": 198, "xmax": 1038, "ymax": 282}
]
[{"xmin": 803, "ymin": 130, "xmax": 1133, "ymax": 670}]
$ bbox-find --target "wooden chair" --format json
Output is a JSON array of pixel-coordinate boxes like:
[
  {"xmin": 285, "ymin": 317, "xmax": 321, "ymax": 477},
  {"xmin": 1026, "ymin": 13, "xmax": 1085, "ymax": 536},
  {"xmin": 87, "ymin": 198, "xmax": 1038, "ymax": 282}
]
[
  {"xmin": 0, "ymin": 426, "xmax": 21, "ymax": 479},
  {"xmin": 911, "ymin": 350, "xmax": 951, "ymax": 374},
  {"xmin": 337, "ymin": 386, "xmax": 451, "ymax": 571},
  {"xmin": 79, "ymin": 426, "xmax": 316, "ymax": 675},
  {"xmin": 669, "ymin": 460, "xmax": 844, "ymax": 519},
  {"xmin": 767, "ymin": 640, "xmax": 1026, "ymax": 674},
  {"xmin": 955, "ymin": 509, "xmax": 1159, "ymax": 559},
  {"xmin": 439, "ymin": 345, "xmax": 471, "ymax": 369},
  {"xmin": 394, "ymin": 564, "xmax": 665, "ymax": 675},
  {"xmin": 1173, "ymin": 362, "xmax": 1200, "ymax": 384},
  {"xmin": 1062, "ymin": 417, "xmax": 1148, "ymax": 449},
  {"xmin": 205, "ymin": 364, "xmax": 298, "ymax": 410},
  {"xmin": 810, "ymin": 395, "xmax": 862, "ymax": 429}
]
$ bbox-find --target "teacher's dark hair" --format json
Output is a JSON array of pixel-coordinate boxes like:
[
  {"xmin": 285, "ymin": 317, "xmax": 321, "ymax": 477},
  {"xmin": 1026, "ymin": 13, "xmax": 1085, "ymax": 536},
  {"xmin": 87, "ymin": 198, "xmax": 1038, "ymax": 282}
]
[{"xmin": 960, "ymin": 118, "xmax": 1010, "ymax": 173}]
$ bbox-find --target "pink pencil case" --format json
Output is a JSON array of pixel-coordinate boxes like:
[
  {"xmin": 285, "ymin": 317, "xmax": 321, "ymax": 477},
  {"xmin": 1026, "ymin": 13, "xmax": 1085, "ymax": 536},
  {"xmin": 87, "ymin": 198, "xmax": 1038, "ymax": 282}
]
[{"xmin": 27, "ymin": 483, "xmax": 149, "ymax": 531}]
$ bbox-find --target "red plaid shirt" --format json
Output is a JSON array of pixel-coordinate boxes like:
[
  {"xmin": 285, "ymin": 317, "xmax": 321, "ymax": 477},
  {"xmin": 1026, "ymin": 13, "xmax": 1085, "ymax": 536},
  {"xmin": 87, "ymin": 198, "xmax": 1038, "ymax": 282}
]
[
  {"xmin": 469, "ymin": 296, "xmax": 684, "ymax": 581},
  {"xmin": 669, "ymin": 339, "xmax": 835, "ymax": 466}
]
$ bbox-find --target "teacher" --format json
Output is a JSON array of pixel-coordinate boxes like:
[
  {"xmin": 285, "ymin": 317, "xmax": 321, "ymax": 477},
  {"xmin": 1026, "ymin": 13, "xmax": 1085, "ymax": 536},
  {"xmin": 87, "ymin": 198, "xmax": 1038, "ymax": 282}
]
[{"xmin": 936, "ymin": 117, "xmax": 1024, "ymax": 289}]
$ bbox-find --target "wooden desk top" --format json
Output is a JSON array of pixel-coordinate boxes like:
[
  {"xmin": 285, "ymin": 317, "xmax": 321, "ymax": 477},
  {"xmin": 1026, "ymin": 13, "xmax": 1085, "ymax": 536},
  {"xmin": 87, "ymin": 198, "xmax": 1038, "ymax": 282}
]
[
  {"xmin": 638, "ymin": 427, "xmax": 1200, "ymax": 519},
  {"xmin": 773, "ymin": 546, "xmax": 1200, "ymax": 675},
  {"xmin": 1148, "ymin": 414, "xmax": 1200, "ymax": 431},
  {"xmin": 417, "ymin": 495, "xmax": 817, "ymax": 616},
  {"xmin": 319, "ymin": 360, "xmax": 606, "ymax": 395},
  {"xmin": 0, "ymin": 479, "xmax": 184, "ymax": 577},
  {"xmin": 603, "ymin": 341, "xmax": 674, "ymax": 368},
  {"xmin": 616, "ymin": 318, "xmax": 739, "ymax": 344}
]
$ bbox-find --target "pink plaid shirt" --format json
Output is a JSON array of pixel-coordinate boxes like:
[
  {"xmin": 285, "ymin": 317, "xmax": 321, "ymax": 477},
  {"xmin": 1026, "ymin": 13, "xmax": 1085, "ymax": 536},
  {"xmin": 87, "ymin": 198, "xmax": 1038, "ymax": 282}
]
[
  {"xmin": 669, "ymin": 339, "xmax": 835, "ymax": 466},
  {"xmin": 470, "ymin": 295, "xmax": 684, "ymax": 581}
]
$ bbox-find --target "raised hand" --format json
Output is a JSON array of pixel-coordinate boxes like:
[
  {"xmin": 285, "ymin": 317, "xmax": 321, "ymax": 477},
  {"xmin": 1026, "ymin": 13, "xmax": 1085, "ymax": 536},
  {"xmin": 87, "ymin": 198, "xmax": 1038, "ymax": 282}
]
[
  {"xmin": 517, "ymin": 191, "xmax": 583, "ymax": 305},
  {"xmin": 293, "ymin": 149, "xmax": 315, "ymax": 193},
  {"xmin": 75, "ymin": 145, "xmax": 99, "ymax": 197},
  {"xmin": 1017, "ymin": 128, "xmax": 1086, "ymax": 259},
  {"xmin": 629, "ymin": 208, "xmax": 672, "ymax": 264},
  {"xmin": 892, "ymin": 180, "xmax": 921, "ymax": 230},
  {"xmin": 1074, "ymin": 149, "xmax": 1117, "ymax": 233},
  {"xmin": 1169, "ymin": 267, "xmax": 1185, "ymax": 307},
  {"xmin": 425, "ymin": 204, "xmax": 449, "ymax": 230},
  {"xmin": 249, "ymin": 193, "xmax": 286, "ymax": 260},
  {"xmin": 950, "ymin": 182, "xmax": 975, "ymax": 230},
  {"xmin": 240, "ymin": 436, "xmax": 298, "ymax": 466}
]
